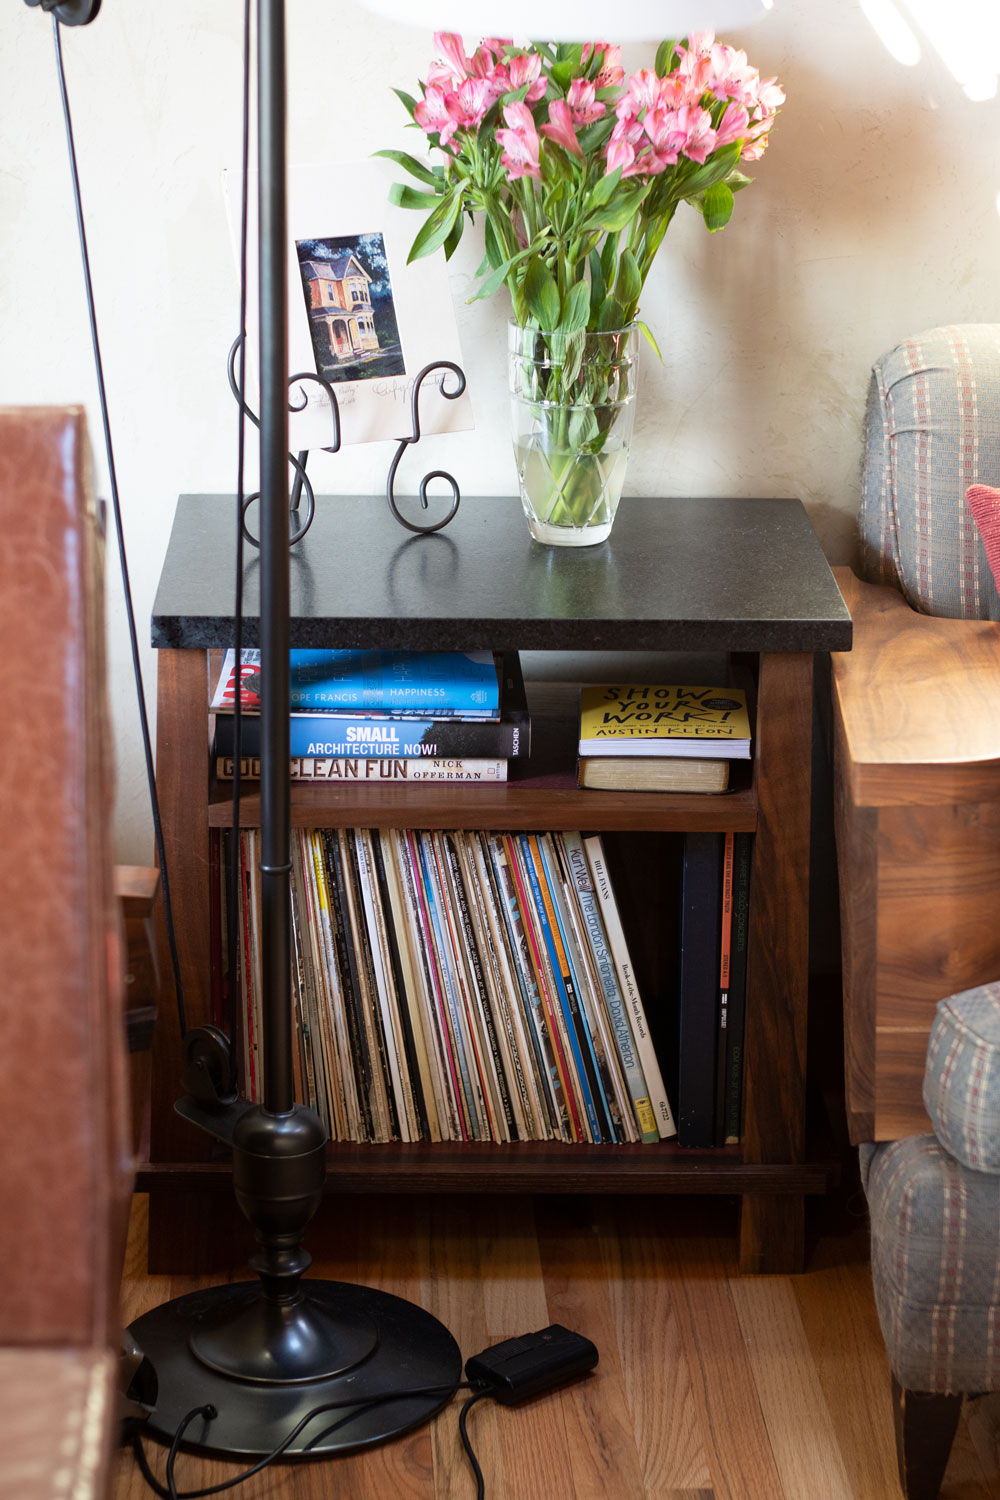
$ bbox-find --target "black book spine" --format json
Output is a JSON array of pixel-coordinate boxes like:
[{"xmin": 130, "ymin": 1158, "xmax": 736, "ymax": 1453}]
[
  {"xmin": 345, "ymin": 832, "xmax": 400, "ymax": 1141},
  {"xmin": 323, "ymin": 831, "xmax": 374, "ymax": 1142},
  {"xmin": 713, "ymin": 833, "xmax": 736, "ymax": 1148},
  {"xmin": 676, "ymin": 832, "xmax": 724, "ymax": 1149},
  {"xmin": 723, "ymin": 834, "xmax": 753, "ymax": 1144}
]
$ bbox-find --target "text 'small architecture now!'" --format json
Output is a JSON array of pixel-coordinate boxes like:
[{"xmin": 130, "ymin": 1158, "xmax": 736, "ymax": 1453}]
[{"xmin": 300, "ymin": 254, "xmax": 379, "ymax": 364}]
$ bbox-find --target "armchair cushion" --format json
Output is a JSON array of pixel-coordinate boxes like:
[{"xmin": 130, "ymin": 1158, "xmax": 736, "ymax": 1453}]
[
  {"xmin": 863, "ymin": 1134, "xmax": 1000, "ymax": 1393},
  {"xmin": 967, "ymin": 483, "xmax": 1000, "ymax": 593},
  {"xmin": 924, "ymin": 982, "xmax": 1000, "ymax": 1172},
  {"xmin": 859, "ymin": 324, "xmax": 1000, "ymax": 620}
]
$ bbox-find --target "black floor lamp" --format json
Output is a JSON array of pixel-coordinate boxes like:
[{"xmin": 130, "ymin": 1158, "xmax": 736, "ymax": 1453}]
[{"xmin": 29, "ymin": 0, "xmax": 771, "ymax": 1469}]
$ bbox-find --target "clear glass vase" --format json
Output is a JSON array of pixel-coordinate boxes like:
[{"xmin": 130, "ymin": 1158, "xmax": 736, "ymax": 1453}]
[{"xmin": 508, "ymin": 322, "xmax": 639, "ymax": 547}]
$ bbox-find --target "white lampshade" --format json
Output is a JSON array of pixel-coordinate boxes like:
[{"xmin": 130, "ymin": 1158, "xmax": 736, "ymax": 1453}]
[{"xmin": 359, "ymin": 0, "xmax": 773, "ymax": 41}]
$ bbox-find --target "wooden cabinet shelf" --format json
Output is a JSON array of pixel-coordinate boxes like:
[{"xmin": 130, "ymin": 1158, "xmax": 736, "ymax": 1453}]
[
  {"xmin": 137, "ymin": 1144, "xmax": 834, "ymax": 1197},
  {"xmin": 207, "ymin": 777, "xmax": 758, "ymax": 832},
  {"xmin": 146, "ymin": 494, "xmax": 851, "ymax": 1277}
]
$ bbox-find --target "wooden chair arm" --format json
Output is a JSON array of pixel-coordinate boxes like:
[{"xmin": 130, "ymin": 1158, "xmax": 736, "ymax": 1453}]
[
  {"xmin": 114, "ymin": 864, "xmax": 159, "ymax": 918},
  {"xmin": 831, "ymin": 566, "xmax": 1000, "ymax": 807},
  {"xmin": 114, "ymin": 865, "xmax": 159, "ymax": 1054}
]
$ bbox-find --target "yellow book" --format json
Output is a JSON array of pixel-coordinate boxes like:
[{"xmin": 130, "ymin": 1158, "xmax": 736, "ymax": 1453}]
[{"xmin": 578, "ymin": 685, "xmax": 751, "ymax": 759}]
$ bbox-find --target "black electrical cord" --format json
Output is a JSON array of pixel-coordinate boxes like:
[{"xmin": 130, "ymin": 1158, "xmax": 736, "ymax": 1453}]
[
  {"xmin": 225, "ymin": 0, "xmax": 252, "ymax": 1029},
  {"xmin": 458, "ymin": 1391, "xmax": 490, "ymax": 1500},
  {"xmin": 132, "ymin": 1382, "xmax": 486, "ymax": 1500},
  {"xmin": 165, "ymin": 1406, "xmax": 218, "ymax": 1500},
  {"xmin": 52, "ymin": 16, "xmax": 188, "ymax": 1037}
]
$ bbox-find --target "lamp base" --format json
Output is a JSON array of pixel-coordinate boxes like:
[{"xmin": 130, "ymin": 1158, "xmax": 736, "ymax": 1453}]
[{"xmin": 129, "ymin": 1280, "xmax": 462, "ymax": 1459}]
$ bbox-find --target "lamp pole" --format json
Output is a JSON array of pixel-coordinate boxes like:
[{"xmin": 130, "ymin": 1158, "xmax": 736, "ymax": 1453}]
[{"xmin": 257, "ymin": 0, "xmax": 294, "ymax": 1118}]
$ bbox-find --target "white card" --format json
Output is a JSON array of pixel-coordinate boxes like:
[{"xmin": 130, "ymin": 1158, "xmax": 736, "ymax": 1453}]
[{"xmin": 226, "ymin": 158, "xmax": 474, "ymax": 448}]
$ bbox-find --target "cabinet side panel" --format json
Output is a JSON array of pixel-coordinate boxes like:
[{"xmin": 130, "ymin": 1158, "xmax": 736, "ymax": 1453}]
[
  {"xmin": 150, "ymin": 648, "xmax": 214, "ymax": 1166},
  {"xmin": 834, "ymin": 709, "xmax": 877, "ymax": 1145},
  {"xmin": 872, "ymin": 801, "xmax": 1000, "ymax": 1138}
]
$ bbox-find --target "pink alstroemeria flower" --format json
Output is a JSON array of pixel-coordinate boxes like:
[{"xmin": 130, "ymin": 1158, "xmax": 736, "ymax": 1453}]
[
  {"xmin": 497, "ymin": 101, "xmax": 541, "ymax": 179},
  {"xmin": 432, "ymin": 31, "xmax": 471, "ymax": 82},
  {"xmin": 754, "ymin": 76, "xmax": 786, "ymax": 116},
  {"xmin": 540, "ymin": 99, "xmax": 583, "ymax": 156},
  {"xmin": 675, "ymin": 102, "xmax": 717, "ymax": 162},
  {"xmin": 447, "ymin": 76, "xmax": 494, "ymax": 134},
  {"xmin": 582, "ymin": 41, "xmax": 625, "ymax": 86},
  {"xmin": 685, "ymin": 30, "xmax": 715, "ymax": 56},
  {"xmin": 596, "ymin": 45, "xmax": 625, "ymax": 88},
  {"xmin": 606, "ymin": 116, "xmax": 648, "ymax": 177},
  {"xmin": 425, "ymin": 60, "xmax": 458, "ymax": 90},
  {"xmin": 714, "ymin": 100, "xmax": 750, "ymax": 149},
  {"xmin": 415, "ymin": 84, "xmax": 457, "ymax": 145},
  {"xmin": 616, "ymin": 68, "xmax": 663, "ymax": 121},
  {"xmin": 508, "ymin": 51, "xmax": 547, "ymax": 103},
  {"xmin": 566, "ymin": 78, "xmax": 606, "ymax": 125},
  {"xmin": 708, "ymin": 43, "xmax": 755, "ymax": 101}
]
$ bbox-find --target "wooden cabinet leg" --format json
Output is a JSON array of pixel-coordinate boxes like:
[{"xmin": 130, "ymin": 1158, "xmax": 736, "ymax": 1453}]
[
  {"xmin": 739, "ymin": 1194, "xmax": 805, "ymax": 1275},
  {"xmin": 892, "ymin": 1377, "xmax": 963, "ymax": 1500},
  {"xmin": 740, "ymin": 653, "xmax": 813, "ymax": 1273},
  {"xmin": 146, "ymin": 1184, "xmax": 248, "ymax": 1276}
]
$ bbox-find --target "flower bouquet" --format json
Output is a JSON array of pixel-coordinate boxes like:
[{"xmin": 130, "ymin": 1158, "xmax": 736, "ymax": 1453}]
[{"xmin": 381, "ymin": 33, "xmax": 783, "ymax": 544}]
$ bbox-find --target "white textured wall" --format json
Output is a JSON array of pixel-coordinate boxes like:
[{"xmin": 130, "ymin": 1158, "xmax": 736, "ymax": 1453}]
[{"xmin": 1, "ymin": 0, "xmax": 999, "ymax": 860}]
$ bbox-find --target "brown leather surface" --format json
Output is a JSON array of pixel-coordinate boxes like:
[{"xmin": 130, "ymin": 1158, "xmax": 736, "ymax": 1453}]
[
  {"xmin": 0, "ymin": 1348, "xmax": 116, "ymax": 1500},
  {"xmin": 0, "ymin": 408, "xmax": 132, "ymax": 1347}
]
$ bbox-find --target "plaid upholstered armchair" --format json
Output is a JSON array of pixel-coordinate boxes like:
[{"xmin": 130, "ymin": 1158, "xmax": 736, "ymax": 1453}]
[{"xmin": 831, "ymin": 326, "xmax": 1000, "ymax": 1500}]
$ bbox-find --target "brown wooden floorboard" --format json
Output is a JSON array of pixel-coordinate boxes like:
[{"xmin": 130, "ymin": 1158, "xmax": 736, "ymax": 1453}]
[{"xmin": 115, "ymin": 1193, "xmax": 1000, "ymax": 1500}]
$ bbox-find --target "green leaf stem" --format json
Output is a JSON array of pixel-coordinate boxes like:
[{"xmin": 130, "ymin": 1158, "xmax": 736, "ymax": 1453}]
[
  {"xmin": 524, "ymin": 257, "xmax": 561, "ymax": 330},
  {"xmin": 406, "ymin": 188, "xmax": 463, "ymax": 262},
  {"xmin": 701, "ymin": 181, "xmax": 735, "ymax": 232},
  {"xmin": 389, "ymin": 182, "xmax": 441, "ymax": 211},
  {"xmin": 373, "ymin": 149, "xmax": 441, "ymax": 188}
]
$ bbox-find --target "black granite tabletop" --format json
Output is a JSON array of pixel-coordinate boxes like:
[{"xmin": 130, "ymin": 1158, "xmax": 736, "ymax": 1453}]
[{"xmin": 151, "ymin": 494, "xmax": 852, "ymax": 653}]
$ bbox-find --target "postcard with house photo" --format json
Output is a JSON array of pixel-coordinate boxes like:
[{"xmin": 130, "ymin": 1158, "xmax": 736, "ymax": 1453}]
[
  {"xmin": 295, "ymin": 231, "xmax": 405, "ymax": 384},
  {"xmin": 228, "ymin": 159, "xmax": 473, "ymax": 448}
]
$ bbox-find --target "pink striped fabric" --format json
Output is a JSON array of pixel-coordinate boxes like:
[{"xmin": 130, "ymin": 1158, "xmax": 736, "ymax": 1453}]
[{"xmin": 967, "ymin": 484, "xmax": 1000, "ymax": 593}]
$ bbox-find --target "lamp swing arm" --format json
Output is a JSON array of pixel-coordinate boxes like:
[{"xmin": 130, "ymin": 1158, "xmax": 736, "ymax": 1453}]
[{"xmin": 24, "ymin": 0, "xmax": 101, "ymax": 25}]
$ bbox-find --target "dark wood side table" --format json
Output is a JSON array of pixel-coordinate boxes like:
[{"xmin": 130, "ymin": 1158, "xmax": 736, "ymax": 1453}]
[{"xmin": 144, "ymin": 494, "xmax": 851, "ymax": 1275}]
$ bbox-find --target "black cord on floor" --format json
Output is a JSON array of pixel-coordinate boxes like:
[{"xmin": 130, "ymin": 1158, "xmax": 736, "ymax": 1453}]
[
  {"xmin": 133, "ymin": 1382, "xmax": 485, "ymax": 1500},
  {"xmin": 52, "ymin": 17, "xmax": 188, "ymax": 1037},
  {"xmin": 165, "ymin": 1407, "xmax": 217, "ymax": 1500},
  {"xmin": 458, "ymin": 1392, "xmax": 490, "ymax": 1500}
]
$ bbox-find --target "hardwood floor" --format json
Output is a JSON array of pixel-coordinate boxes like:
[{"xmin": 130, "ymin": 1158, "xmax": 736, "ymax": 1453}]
[{"xmin": 115, "ymin": 1193, "xmax": 1000, "ymax": 1500}]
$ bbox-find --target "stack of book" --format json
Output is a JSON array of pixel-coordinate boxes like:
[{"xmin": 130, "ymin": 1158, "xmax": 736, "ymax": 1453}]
[
  {"xmin": 212, "ymin": 648, "xmax": 530, "ymax": 783},
  {"xmin": 577, "ymin": 683, "xmax": 752, "ymax": 792},
  {"xmin": 228, "ymin": 826, "xmax": 676, "ymax": 1145}
]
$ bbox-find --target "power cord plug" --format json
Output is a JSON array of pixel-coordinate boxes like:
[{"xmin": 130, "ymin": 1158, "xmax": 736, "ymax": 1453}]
[{"xmin": 465, "ymin": 1324, "xmax": 599, "ymax": 1405}]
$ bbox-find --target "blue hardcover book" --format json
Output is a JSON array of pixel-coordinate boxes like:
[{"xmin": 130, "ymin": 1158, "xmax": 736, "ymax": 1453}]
[
  {"xmin": 212, "ymin": 648, "xmax": 500, "ymax": 718},
  {"xmin": 214, "ymin": 654, "xmax": 530, "ymax": 762}
]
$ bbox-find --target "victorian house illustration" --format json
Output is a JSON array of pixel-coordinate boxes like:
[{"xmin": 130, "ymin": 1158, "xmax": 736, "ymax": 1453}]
[{"xmin": 300, "ymin": 253, "xmax": 381, "ymax": 365}]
